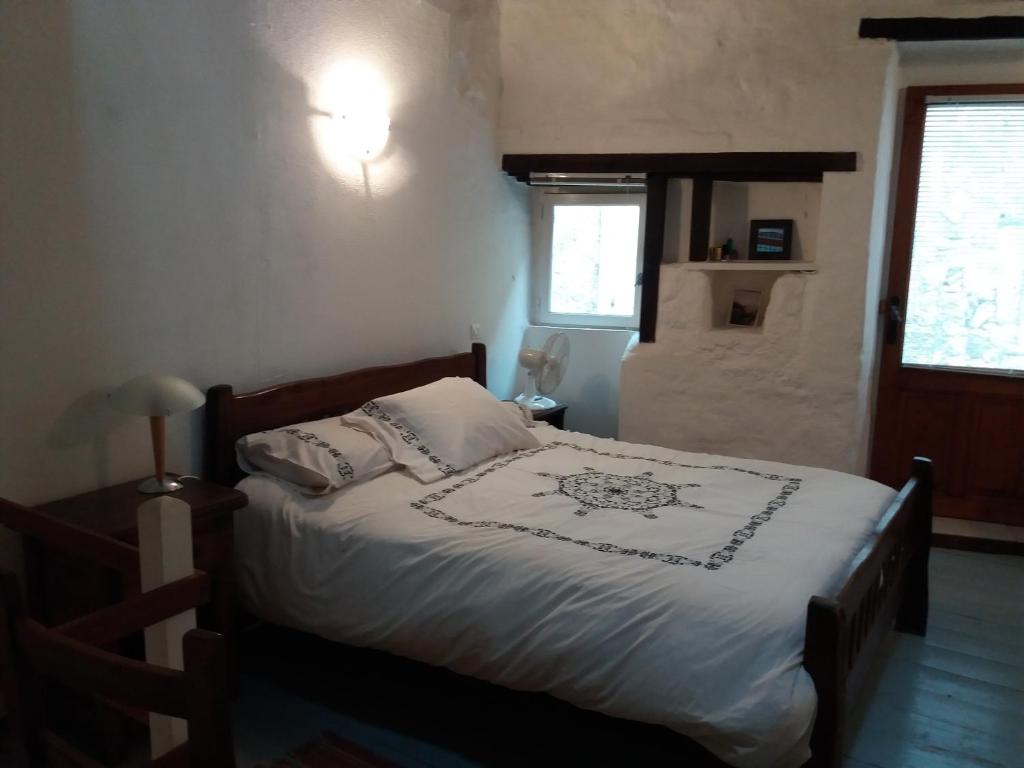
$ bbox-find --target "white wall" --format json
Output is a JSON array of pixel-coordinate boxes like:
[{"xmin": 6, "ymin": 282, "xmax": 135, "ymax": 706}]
[
  {"xmin": 499, "ymin": 0, "xmax": 1023, "ymax": 474},
  {"xmin": 516, "ymin": 326, "xmax": 636, "ymax": 438},
  {"xmin": 0, "ymin": 0, "xmax": 529, "ymax": 547}
]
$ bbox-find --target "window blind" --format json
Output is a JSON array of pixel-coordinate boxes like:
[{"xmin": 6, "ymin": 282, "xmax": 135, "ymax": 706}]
[{"xmin": 902, "ymin": 99, "xmax": 1024, "ymax": 372}]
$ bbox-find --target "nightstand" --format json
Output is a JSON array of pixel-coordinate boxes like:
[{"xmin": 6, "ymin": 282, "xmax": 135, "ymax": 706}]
[
  {"xmin": 27, "ymin": 476, "xmax": 247, "ymax": 659},
  {"xmin": 531, "ymin": 403, "xmax": 568, "ymax": 429}
]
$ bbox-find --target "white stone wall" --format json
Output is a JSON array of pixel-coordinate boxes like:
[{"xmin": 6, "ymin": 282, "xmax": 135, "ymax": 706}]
[{"xmin": 499, "ymin": 0, "xmax": 1023, "ymax": 474}]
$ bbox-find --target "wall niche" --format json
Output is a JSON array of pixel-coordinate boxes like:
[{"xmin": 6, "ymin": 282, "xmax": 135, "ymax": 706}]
[
  {"xmin": 665, "ymin": 178, "xmax": 822, "ymax": 330},
  {"xmin": 708, "ymin": 181, "xmax": 821, "ymax": 264}
]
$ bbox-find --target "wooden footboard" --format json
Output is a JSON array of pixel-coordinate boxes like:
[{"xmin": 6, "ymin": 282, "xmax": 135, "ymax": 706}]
[{"xmin": 803, "ymin": 457, "xmax": 933, "ymax": 768}]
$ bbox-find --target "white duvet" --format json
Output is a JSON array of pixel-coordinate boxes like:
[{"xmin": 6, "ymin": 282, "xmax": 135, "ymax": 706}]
[{"xmin": 235, "ymin": 425, "xmax": 895, "ymax": 768}]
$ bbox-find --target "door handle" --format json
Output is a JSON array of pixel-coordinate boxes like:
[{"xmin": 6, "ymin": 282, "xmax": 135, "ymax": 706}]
[{"xmin": 885, "ymin": 296, "xmax": 904, "ymax": 345}]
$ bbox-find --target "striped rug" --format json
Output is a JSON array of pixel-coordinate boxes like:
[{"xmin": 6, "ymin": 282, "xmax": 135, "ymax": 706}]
[{"xmin": 260, "ymin": 731, "xmax": 402, "ymax": 768}]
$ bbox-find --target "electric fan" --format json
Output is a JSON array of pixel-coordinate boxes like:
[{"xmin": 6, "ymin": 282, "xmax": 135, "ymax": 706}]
[{"xmin": 514, "ymin": 332, "xmax": 570, "ymax": 409}]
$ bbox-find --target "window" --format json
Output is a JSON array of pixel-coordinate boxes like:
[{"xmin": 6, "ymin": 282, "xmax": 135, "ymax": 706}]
[
  {"xmin": 902, "ymin": 97, "xmax": 1024, "ymax": 374},
  {"xmin": 533, "ymin": 193, "xmax": 645, "ymax": 328}
]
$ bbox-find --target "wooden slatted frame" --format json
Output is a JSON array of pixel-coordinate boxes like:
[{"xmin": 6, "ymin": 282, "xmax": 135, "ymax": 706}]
[
  {"xmin": 55, "ymin": 573, "xmax": 211, "ymax": 647},
  {"xmin": 0, "ymin": 496, "xmax": 235, "ymax": 767},
  {"xmin": 0, "ymin": 570, "xmax": 234, "ymax": 768},
  {"xmin": 0, "ymin": 499, "xmax": 139, "ymax": 578}
]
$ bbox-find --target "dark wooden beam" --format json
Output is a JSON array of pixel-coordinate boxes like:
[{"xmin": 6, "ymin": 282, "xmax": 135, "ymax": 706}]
[
  {"xmin": 688, "ymin": 177, "xmax": 713, "ymax": 263},
  {"xmin": 639, "ymin": 174, "xmax": 668, "ymax": 343},
  {"xmin": 502, "ymin": 152, "xmax": 857, "ymax": 182},
  {"xmin": 859, "ymin": 16, "xmax": 1024, "ymax": 41}
]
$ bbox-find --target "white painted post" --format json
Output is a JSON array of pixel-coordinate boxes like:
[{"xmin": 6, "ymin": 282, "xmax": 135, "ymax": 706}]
[{"xmin": 137, "ymin": 496, "xmax": 196, "ymax": 759}]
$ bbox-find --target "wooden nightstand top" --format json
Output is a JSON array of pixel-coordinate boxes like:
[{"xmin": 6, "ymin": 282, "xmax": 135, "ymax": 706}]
[
  {"xmin": 33, "ymin": 476, "xmax": 247, "ymax": 544},
  {"xmin": 531, "ymin": 403, "xmax": 567, "ymax": 419}
]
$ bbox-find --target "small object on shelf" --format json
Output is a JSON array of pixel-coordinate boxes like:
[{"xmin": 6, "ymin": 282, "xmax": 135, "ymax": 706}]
[
  {"xmin": 709, "ymin": 245, "xmax": 724, "ymax": 261},
  {"xmin": 749, "ymin": 219, "xmax": 794, "ymax": 261},
  {"xmin": 728, "ymin": 288, "xmax": 765, "ymax": 328},
  {"xmin": 723, "ymin": 237, "xmax": 736, "ymax": 259}
]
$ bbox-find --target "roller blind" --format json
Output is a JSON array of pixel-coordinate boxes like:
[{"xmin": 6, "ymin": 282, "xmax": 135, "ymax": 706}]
[{"xmin": 902, "ymin": 98, "xmax": 1024, "ymax": 373}]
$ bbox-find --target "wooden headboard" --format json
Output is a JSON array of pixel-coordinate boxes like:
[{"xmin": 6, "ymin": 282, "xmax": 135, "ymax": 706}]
[{"xmin": 203, "ymin": 343, "xmax": 486, "ymax": 486}]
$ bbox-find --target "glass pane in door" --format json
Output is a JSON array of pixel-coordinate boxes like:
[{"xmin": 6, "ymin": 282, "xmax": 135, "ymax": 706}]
[{"xmin": 902, "ymin": 101, "xmax": 1024, "ymax": 374}]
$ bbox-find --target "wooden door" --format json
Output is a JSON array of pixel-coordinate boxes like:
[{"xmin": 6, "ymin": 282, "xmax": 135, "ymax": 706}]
[{"xmin": 871, "ymin": 84, "xmax": 1024, "ymax": 525}]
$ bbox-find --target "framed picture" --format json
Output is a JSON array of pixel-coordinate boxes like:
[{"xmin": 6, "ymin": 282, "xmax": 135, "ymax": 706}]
[
  {"xmin": 728, "ymin": 288, "xmax": 764, "ymax": 327},
  {"xmin": 748, "ymin": 219, "xmax": 794, "ymax": 260}
]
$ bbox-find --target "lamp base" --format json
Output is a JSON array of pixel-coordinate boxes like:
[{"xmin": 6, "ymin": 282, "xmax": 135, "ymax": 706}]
[{"xmin": 137, "ymin": 476, "xmax": 184, "ymax": 494}]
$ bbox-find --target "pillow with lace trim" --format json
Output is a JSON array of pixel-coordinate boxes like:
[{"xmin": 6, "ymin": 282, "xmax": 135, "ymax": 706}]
[
  {"xmin": 236, "ymin": 417, "xmax": 393, "ymax": 494},
  {"xmin": 342, "ymin": 377, "xmax": 540, "ymax": 482}
]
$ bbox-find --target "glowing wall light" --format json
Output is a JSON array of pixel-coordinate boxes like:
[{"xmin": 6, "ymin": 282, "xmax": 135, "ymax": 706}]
[
  {"xmin": 337, "ymin": 102, "xmax": 390, "ymax": 161},
  {"xmin": 318, "ymin": 61, "xmax": 391, "ymax": 162}
]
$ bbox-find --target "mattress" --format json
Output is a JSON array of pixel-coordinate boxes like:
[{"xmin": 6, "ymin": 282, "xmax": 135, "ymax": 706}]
[{"xmin": 234, "ymin": 424, "xmax": 895, "ymax": 768}]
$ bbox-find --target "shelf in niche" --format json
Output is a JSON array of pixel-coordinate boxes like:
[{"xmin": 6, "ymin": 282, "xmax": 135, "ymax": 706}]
[{"xmin": 683, "ymin": 260, "xmax": 818, "ymax": 273}]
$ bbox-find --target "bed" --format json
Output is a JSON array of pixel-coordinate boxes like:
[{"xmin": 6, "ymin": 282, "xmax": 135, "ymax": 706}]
[{"xmin": 204, "ymin": 343, "xmax": 932, "ymax": 768}]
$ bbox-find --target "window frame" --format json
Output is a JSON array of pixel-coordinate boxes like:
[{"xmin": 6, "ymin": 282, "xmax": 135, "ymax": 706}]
[{"xmin": 531, "ymin": 191, "xmax": 647, "ymax": 330}]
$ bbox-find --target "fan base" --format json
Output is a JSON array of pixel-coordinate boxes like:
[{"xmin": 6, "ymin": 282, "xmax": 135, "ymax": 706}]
[{"xmin": 514, "ymin": 393, "xmax": 557, "ymax": 410}]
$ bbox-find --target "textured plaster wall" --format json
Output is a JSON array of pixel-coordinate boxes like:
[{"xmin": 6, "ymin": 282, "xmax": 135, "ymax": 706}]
[
  {"xmin": 0, "ymin": 0, "xmax": 528, "ymax": 564},
  {"xmin": 499, "ymin": 0, "xmax": 1023, "ymax": 474}
]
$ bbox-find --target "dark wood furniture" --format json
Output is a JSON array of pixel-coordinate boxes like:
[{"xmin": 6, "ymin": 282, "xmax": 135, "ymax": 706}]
[
  {"xmin": 531, "ymin": 403, "xmax": 567, "ymax": 429},
  {"xmin": 204, "ymin": 343, "xmax": 933, "ymax": 768},
  {"xmin": 502, "ymin": 153, "xmax": 858, "ymax": 342},
  {"xmin": 502, "ymin": 153, "xmax": 858, "ymax": 182},
  {"xmin": 859, "ymin": 16, "xmax": 1024, "ymax": 41},
  {"xmin": 0, "ymin": 498, "xmax": 235, "ymax": 767},
  {"xmin": 23, "ymin": 478, "xmax": 246, "ymax": 669}
]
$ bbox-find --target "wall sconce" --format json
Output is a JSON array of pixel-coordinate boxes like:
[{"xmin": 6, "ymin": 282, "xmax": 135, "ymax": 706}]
[
  {"xmin": 336, "ymin": 106, "xmax": 390, "ymax": 161},
  {"xmin": 327, "ymin": 62, "xmax": 391, "ymax": 161}
]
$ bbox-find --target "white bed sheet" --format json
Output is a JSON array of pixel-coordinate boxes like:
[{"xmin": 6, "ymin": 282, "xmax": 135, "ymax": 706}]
[{"xmin": 235, "ymin": 425, "xmax": 895, "ymax": 768}]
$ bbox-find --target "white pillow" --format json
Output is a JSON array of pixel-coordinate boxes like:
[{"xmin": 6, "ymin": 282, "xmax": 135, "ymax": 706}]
[
  {"xmin": 236, "ymin": 417, "xmax": 393, "ymax": 494},
  {"xmin": 502, "ymin": 400, "xmax": 537, "ymax": 428},
  {"xmin": 342, "ymin": 377, "xmax": 540, "ymax": 482}
]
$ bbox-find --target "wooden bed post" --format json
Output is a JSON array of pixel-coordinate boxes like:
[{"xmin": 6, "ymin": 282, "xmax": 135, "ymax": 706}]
[
  {"xmin": 804, "ymin": 596, "xmax": 846, "ymax": 768},
  {"xmin": 895, "ymin": 456, "xmax": 932, "ymax": 636},
  {"xmin": 203, "ymin": 384, "xmax": 234, "ymax": 484},
  {"xmin": 471, "ymin": 342, "xmax": 487, "ymax": 389}
]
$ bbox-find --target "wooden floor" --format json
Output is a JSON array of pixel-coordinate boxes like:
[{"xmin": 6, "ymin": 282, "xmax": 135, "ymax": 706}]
[
  {"xmin": 2, "ymin": 549, "xmax": 1017, "ymax": 767},
  {"xmin": 843, "ymin": 549, "xmax": 1024, "ymax": 768}
]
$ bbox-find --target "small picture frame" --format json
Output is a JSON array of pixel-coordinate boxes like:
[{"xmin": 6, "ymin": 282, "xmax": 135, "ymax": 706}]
[
  {"xmin": 748, "ymin": 219, "xmax": 794, "ymax": 260},
  {"xmin": 728, "ymin": 288, "xmax": 764, "ymax": 328}
]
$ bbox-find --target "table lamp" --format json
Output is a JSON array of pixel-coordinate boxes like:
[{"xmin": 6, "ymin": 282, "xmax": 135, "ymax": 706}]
[{"xmin": 109, "ymin": 374, "xmax": 205, "ymax": 493}]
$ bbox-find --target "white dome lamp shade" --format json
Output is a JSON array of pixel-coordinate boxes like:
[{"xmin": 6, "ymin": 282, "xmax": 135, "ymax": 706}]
[{"xmin": 109, "ymin": 374, "xmax": 206, "ymax": 493}]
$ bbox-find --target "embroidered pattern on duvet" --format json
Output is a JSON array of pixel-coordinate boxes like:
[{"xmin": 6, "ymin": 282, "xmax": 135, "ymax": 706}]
[
  {"xmin": 533, "ymin": 468, "xmax": 703, "ymax": 520},
  {"xmin": 410, "ymin": 441, "xmax": 803, "ymax": 571}
]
